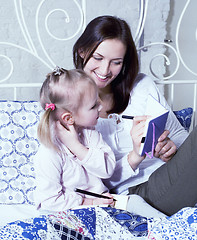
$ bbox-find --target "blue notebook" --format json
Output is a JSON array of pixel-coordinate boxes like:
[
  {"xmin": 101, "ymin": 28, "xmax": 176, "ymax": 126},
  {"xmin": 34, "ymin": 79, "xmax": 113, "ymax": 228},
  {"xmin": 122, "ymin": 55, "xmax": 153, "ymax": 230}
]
[{"xmin": 139, "ymin": 95, "xmax": 169, "ymax": 157}]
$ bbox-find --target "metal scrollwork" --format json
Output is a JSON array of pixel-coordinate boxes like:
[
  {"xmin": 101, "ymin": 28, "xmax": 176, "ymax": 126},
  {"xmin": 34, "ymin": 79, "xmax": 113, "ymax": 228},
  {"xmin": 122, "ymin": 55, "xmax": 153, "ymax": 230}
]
[{"xmin": 0, "ymin": 0, "xmax": 85, "ymax": 82}]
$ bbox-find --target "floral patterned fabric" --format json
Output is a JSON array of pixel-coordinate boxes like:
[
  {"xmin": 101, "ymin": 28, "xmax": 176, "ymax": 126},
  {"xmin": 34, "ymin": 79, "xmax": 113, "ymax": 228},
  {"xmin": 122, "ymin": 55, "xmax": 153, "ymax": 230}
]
[
  {"xmin": 103, "ymin": 207, "xmax": 148, "ymax": 237},
  {"xmin": 0, "ymin": 101, "xmax": 42, "ymax": 205},
  {"xmin": 0, "ymin": 216, "xmax": 48, "ymax": 239},
  {"xmin": 2, "ymin": 207, "xmax": 197, "ymax": 239},
  {"xmin": 148, "ymin": 207, "xmax": 197, "ymax": 239},
  {"xmin": 173, "ymin": 107, "xmax": 193, "ymax": 131},
  {"xmin": 0, "ymin": 207, "xmax": 150, "ymax": 239}
]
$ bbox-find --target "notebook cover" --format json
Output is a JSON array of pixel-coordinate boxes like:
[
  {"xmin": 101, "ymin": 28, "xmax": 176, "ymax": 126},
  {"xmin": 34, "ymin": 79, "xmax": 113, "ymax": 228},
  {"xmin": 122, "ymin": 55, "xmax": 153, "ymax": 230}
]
[{"xmin": 140, "ymin": 111, "xmax": 169, "ymax": 156}]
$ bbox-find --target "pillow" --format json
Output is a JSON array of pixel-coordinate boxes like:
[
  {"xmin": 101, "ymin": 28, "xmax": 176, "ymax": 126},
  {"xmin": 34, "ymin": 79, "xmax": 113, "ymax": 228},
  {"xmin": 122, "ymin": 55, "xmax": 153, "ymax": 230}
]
[
  {"xmin": 173, "ymin": 107, "xmax": 193, "ymax": 131},
  {"xmin": 0, "ymin": 101, "xmax": 43, "ymax": 205}
]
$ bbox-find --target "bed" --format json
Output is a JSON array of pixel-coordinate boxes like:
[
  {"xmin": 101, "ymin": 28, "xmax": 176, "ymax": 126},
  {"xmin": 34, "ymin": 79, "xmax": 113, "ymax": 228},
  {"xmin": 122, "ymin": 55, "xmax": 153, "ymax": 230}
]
[
  {"xmin": 0, "ymin": 100, "xmax": 152, "ymax": 239},
  {"xmin": 0, "ymin": 86, "xmax": 195, "ymax": 239},
  {"xmin": 1, "ymin": 1, "xmax": 197, "ymax": 239}
]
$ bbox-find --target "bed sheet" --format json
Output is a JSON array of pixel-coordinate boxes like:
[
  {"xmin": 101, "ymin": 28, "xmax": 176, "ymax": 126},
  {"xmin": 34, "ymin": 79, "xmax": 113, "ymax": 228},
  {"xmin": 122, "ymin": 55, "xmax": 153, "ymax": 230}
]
[{"xmin": 0, "ymin": 204, "xmax": 40, "ymax": 226}]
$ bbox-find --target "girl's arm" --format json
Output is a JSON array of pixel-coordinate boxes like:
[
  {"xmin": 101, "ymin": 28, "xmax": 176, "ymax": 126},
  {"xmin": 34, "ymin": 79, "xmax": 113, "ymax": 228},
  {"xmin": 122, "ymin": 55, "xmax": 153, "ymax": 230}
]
[
  {"xmin": 34, "ymin": 146, "xmax": 83, "ymax": 211},
  {"xmin": 78, "ymin": 129, "xmax": 116, "ymax": 179},
  {"xmin": 56, "ymin": 123, "xmax": 116, "ymax": 179}
]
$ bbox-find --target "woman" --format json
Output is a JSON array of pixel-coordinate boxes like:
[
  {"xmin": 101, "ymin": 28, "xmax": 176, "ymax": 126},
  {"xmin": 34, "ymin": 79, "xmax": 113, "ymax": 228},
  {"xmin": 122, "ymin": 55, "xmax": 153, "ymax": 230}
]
[{"xmin": 60, "ymin": 16, "xmax": 195, "ymax": 216}]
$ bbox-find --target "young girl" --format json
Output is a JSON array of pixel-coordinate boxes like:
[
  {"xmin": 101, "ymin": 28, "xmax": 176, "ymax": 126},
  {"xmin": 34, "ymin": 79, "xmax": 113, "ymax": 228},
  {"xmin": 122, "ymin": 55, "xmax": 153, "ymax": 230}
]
[{"xmin": 34, "ymin": 67, "xmax": 116, "ymax": 212}]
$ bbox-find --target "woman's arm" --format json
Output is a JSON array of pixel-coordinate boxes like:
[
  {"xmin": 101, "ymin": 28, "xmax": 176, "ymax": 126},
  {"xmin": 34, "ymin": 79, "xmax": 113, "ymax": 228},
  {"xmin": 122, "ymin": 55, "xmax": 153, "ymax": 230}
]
[
  {"xmin": 101, "ymin": 74, "xmax": 189, "ymax": 192},
  {"xmin": 127, "ymin": 116, "xmax": 147, "ymax": 170},
  {"xmin": 128, "ymin": 74, "xmax": 188, "ymax": 161}
]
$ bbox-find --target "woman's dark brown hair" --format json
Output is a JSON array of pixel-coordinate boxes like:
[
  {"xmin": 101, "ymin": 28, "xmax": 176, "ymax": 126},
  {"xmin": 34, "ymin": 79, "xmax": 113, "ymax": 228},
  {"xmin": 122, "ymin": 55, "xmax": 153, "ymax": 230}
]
[{"xmin": 73, "ymin": 15, "xmax": 139, "ymax": 114}]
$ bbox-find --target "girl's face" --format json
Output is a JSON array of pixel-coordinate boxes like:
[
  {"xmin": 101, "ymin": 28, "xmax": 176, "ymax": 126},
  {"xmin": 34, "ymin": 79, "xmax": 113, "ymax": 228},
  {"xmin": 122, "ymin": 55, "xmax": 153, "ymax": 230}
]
[
  {"xmin": 74, "ymin": 86, "xmax": 101, "ymax": 127},
  {"xmin": 83, "ymin": 39, "xmax": 126, "ymax": 89}
]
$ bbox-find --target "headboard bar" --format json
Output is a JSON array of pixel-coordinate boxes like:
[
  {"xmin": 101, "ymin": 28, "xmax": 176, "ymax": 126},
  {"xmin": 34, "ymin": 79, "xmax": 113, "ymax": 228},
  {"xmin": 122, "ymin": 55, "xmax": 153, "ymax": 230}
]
[
  {"xmin": 0, "ymin": 80, "xmax": 196, "ymax": 128},
  {"xmin": 0, "ymin": 83, "xmax": 42, "ymax": 87},
  {"xmin": 0, "ymin": 83, "xmax": 42, "ymax": 101},
  {"xmin": 156, "ymin": 80, "xmax": 197, "ymax": 129}
]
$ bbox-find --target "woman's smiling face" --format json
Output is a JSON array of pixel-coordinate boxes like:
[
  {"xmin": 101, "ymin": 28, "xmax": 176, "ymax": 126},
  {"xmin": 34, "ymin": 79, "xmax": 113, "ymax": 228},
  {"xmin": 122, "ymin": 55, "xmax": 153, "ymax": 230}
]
[{"xmin": 83, "ymin": 39, "xmax": 126, "ymax": 89}]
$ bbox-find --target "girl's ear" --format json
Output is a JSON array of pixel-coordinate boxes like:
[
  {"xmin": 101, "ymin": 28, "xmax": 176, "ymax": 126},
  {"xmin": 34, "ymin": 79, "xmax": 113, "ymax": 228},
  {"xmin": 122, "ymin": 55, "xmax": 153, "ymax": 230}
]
[{"xmin": 61, "ymin": 112, "xmax": 74, "ymax": 125}]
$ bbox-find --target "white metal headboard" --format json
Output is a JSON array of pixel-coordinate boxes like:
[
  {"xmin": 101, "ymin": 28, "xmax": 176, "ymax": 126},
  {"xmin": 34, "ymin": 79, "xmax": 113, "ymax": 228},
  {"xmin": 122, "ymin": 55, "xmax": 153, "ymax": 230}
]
[
  {"xmin": 155, "ymin": 80, "xmax": 197, "ymax": 129},
  {"xmin": 0, "ymin": 0, "xmax": 167, "ymax": 100},
  {"xmin": 0, "ymin": 0, "xmax": 196, "ymax": 127}
]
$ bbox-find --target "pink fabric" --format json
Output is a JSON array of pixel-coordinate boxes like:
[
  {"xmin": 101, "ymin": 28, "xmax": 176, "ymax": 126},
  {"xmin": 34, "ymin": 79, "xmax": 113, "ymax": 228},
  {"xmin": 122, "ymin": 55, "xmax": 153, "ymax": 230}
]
[{"xmin": 34, "ymin": 128, "xmax": 116, "ymax": 211}]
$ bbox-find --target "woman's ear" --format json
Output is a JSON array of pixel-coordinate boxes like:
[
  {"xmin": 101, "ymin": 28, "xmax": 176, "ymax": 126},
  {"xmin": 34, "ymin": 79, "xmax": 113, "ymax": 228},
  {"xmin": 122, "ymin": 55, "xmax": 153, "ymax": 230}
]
[
  {"xmin": 61, "ymin": 112, "xmax": 74, "ymax": 125},
  {"xmin": 78, "ymin": 48, "xmax": 85, "ymax": 58}
]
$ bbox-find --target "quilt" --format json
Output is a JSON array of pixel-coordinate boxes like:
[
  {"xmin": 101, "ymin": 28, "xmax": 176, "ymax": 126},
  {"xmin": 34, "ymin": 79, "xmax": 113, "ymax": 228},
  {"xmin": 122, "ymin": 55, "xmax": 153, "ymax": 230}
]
[
  {"xmin": 0, "ymin": 207, "xmax": 151, "ymax": 239},
  {"xmin": 148, "ymin": 207, "xmax": 197, "ymax": 239}
]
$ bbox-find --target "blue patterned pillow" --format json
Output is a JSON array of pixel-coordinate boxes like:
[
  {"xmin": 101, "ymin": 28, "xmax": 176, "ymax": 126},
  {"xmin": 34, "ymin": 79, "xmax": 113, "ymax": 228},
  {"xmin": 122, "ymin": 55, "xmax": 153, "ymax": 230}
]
[
  {"xmin": 173, "ymin": 107, "xmax": 193, "ymax": 131},
  {"xmin": 0, "ymin": 101, "xmax": 43, "ymax": 205}
]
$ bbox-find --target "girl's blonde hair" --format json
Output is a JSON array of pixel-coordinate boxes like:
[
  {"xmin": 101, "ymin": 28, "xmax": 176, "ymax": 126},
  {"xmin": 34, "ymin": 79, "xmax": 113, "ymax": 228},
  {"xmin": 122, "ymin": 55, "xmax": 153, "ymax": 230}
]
[{"xmin": 38, "ymin": 68, "xmax": 97, "ymax": 150}]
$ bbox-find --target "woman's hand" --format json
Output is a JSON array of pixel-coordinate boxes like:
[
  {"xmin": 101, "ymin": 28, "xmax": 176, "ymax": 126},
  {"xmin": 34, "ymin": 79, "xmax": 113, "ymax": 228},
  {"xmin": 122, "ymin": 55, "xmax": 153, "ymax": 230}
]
[
  {"xmin": 154, "ymin": 130, "xmax": 177, "ymax": 162},
  {"xmin": 130, "ymin": 116, "xmax": 148, "ymax": 154},
  {"xmin": 128, "ymin": 116, "xmax": 148, "ymax": 170}
]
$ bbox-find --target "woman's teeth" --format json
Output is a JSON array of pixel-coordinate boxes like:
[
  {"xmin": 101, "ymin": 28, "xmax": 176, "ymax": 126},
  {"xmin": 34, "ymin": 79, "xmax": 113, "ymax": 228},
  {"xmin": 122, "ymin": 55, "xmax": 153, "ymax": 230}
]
[{"xmin": 96, "ymin": 73, "xmax": 107, "ymax": 80}]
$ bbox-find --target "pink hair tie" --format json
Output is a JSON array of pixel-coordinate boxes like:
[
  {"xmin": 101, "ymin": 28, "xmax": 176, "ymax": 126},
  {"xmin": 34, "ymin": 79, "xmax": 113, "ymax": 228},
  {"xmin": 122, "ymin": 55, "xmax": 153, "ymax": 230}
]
[{"xmin": 45, "ymin": 103, "xmax": 55, "ymax": 111}]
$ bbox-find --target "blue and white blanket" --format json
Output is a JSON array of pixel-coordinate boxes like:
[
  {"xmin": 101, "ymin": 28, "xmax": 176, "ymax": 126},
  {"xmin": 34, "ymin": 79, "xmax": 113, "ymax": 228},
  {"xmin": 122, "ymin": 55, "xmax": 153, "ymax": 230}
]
[
  {"xmin": 0, "ymin": 207, "xmax": 149, "ymax": 239},
  {"xmin": 148, "ymin": 207, "xmax": 197, "ymax": 239}
]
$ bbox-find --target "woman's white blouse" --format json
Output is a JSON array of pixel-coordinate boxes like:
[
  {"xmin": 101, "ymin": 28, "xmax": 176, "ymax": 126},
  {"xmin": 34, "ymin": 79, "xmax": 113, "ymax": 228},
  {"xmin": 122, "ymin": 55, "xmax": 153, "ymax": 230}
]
[{"xmin": 95, "ymin": 74, "xmax": 189, "ymax": 194}]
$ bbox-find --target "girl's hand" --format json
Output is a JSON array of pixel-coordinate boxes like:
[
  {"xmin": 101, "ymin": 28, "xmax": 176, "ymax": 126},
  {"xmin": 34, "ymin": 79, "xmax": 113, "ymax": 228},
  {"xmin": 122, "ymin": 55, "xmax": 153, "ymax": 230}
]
[
  {"xmin": 56, "ymin": 121, "xmax": 89, "ymax": 160},
  {"xmin": 93, "ymin": 192, "xmax": 115, "ymax": 206},
  {"xmin": 154, "ymin": 130, "xmax": 177, "ymax": 162},
  {"xmin": 82, "ymin": 192, "xmax": 115, "ymax": 206},
  {"xmin": 56, "ymin": 121, "xmax": 79, "ymax": 150},
  {"xmin": 128, "ymin": 116, "xmax": 148, "ymax": 170}
]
